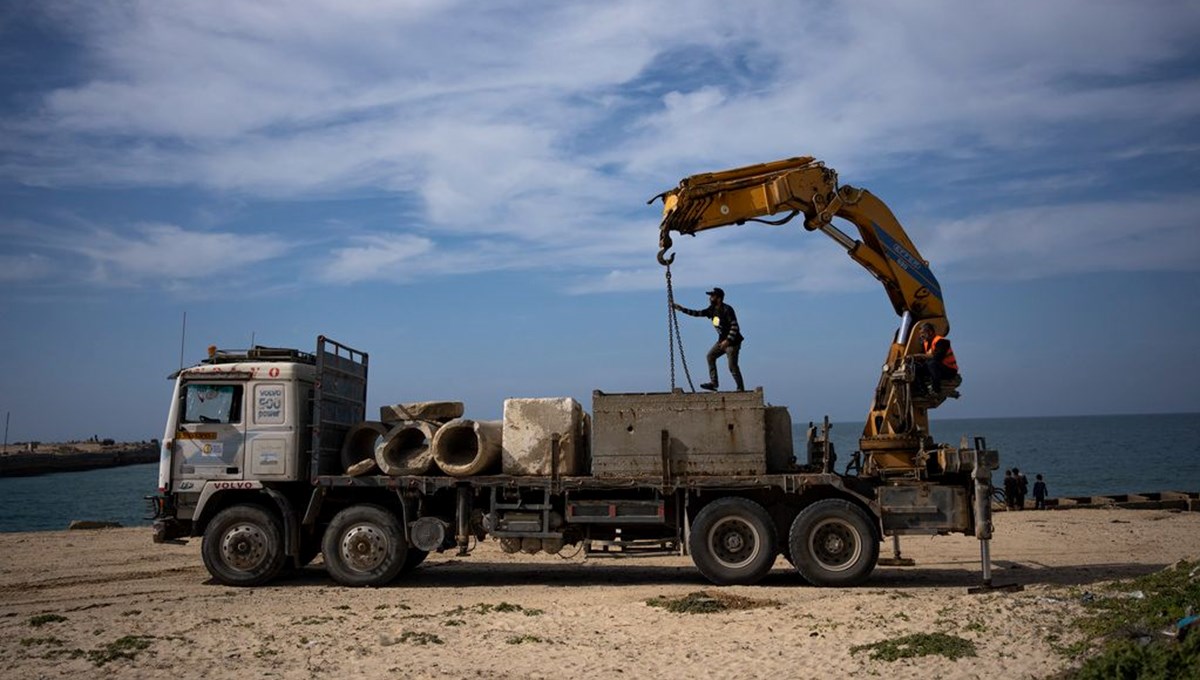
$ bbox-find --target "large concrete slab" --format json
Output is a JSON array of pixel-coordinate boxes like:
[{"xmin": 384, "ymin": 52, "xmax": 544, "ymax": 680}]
[{"xmin": 591, "ymin": 389, "xmax": 767, "ymax": 478}]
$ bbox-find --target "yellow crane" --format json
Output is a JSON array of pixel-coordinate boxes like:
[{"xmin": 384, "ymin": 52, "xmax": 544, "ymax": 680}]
[{"xmin": 654, "ymin": 156, "xmax": 962, "ymax": 477}]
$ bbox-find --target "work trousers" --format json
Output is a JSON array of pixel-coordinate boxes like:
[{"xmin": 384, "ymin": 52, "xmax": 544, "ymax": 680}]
[
  {"xmin": 919, "ymin": 359, "xmax": 957, "ymax": 392},
  {"xmin": 706, "ymin": 341, "xmax": 744, "ymax": 391}
]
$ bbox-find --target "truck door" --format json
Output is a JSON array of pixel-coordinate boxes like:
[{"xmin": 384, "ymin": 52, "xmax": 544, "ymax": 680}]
[
  {"xmin": 175, "ymin": 381, "xmax": 246, "ymax": 483},
  {"xmin": 247, "ymin": 380, "xmax": 299, "ymax": 481}
]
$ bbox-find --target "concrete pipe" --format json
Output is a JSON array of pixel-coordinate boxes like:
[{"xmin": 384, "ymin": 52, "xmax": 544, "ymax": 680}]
[
  {"xmin": 340, "ymin": 421, "xmax": 390, "ymax": 472},
  {"xmin": 374, "ymin": 421, "xmax": 438, "ymax": 476},
  {"xmin": 431, "ymin": 418, "xmax": 502, "ymax": 477}
]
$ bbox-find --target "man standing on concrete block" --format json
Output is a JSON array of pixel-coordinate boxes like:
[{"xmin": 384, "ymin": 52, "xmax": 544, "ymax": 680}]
[{"xmin": 673, "ymin": 287, "xmax": 745, "ymax": 392}]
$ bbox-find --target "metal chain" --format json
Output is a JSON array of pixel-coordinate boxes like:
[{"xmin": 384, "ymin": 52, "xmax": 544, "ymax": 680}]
[{"xmin": 665, "ymin": 264, "xmax": 695, "ymax": 392}]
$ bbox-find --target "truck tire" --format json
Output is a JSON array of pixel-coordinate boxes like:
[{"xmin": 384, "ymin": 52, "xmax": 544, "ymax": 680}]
[
  {"xmin": 688, "ymin": 497, "xmax": 777, "ymax": 585},
  {"xmin": 788, "ymin": 499, "xmax": 879, "ymax": 587},
  {"xmin": 201, "ymin": 504, "xmax": 286, "ymax": 587},
  {"xmin": 322, "ymin": 505, "xmax": 408, "ymax": 587}
]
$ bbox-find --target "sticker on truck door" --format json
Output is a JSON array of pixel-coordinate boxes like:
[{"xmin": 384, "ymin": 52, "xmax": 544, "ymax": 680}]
[{"xmin": 254, "ymin": 383, "xmax": 286, "ymax": 424}]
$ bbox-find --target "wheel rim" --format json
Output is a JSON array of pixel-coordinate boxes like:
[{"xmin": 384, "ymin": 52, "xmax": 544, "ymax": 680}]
[
  {"xmin": 707, "ymin": 516, "xmax": 761, "ymax": 569},
  {"xmin": 220, "ymin": 522, "xmax": 270, "ymax": 572},
  {"xmin": 339, "ymin": 522, "xmax": 389, "ymax": 573},
  {"xmin": 808, "ymin": 518, "xmax": 862, "ymax": 572}
]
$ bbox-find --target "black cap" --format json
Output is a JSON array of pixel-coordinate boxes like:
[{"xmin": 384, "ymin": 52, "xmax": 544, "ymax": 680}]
[{"xmin": 706, "ymin": 287, "xmax": 724, "ymax": 298}]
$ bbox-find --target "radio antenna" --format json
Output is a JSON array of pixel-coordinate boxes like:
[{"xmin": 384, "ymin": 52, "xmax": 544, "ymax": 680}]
[{"xmin": 179, "ymin": 311, "xmax": 187, "ymax": 370}]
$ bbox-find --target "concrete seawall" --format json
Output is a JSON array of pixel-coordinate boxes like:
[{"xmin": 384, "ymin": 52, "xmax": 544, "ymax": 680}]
[{"xmin": 0, "ymin": 443, "xmax": 158, "ymax": 477}]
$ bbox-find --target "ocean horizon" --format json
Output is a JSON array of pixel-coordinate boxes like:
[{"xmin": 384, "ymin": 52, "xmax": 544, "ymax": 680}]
[{"xmin": 0, "ymin": 412, "xmax": 1196, "ymax": 533}]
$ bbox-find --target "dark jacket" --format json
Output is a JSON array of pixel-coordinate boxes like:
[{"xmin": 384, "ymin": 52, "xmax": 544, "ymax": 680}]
[{"xmin": 678, "ymin": 302, "xmax": 744, "ymax": 344}]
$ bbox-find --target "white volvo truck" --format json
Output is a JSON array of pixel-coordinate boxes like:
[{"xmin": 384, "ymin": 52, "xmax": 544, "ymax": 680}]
[{"xmin": 149, "ymin": 156, "xmax": 1002, "ymax": 589}]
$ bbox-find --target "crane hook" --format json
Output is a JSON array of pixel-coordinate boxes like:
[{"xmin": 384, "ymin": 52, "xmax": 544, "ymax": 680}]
[{"xmin": 657, "ymin": 231, "xmax": 675, "ymax": 266}]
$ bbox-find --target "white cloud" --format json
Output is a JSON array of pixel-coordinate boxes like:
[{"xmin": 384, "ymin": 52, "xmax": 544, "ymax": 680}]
[
  {"xmin": 922, "ymin": 197, "xmax": 1200, "ymax": 280},
  {"xmin": 67, "ymin": 223, "xmax": 292, "ymax": 284},
  {"xmin": 320, "ymin": 234, "xmax": 435, "ymax": 283},
  {"xmin": 0, "ymin": 254, "xmax": 54, "ymax": 282},
  {"xmin": 1, "ymin": 0, "xmax": 1198, "ymax": 294}
]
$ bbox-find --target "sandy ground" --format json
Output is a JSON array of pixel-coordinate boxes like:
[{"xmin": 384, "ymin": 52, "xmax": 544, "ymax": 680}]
[{"xmin": 1, "ymin": 508, "xmax": 1198, "ymax": 679}]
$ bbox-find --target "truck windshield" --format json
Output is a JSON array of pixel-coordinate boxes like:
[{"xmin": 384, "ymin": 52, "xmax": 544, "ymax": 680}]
[{"xmin": 183, "ymin": 384, "xmax": 243, "ymax": 424}]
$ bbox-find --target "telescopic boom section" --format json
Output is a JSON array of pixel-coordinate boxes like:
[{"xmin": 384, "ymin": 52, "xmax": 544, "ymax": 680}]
[{"xmin": 655, "ymin": 156, "xmax": 945, "ymax": 324}]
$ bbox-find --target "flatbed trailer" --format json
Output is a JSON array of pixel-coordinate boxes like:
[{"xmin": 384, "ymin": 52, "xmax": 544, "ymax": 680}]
[{"xmin": 152, "ymin": 336, "xmax": 999, "ymax": 589}]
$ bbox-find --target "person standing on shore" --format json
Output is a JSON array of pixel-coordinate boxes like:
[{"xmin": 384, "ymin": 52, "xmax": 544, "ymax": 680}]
[
  {"xmin": 1013, "ymin": 467, "xmax": 1029, "ymax": 510},
  {"xmin": 1003, "ymin": 469, "xmax": 1018, "ymax": 510},
  {"xmin": 673, "ymin": 287, "xmax": 745, "ymax": 392},
  {"xmin": 1033, "ymin": 474, "xmax": 1048, "ymax": 510}
]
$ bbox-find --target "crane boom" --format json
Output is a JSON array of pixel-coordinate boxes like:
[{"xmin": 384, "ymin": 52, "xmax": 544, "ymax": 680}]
[
  {"xmin": 656, "ymin": 156, "xmax": 944, "ymax": 322},
  {"xmin": 653, "ymin": 156, "xmax": 957, "ymax": 475}
]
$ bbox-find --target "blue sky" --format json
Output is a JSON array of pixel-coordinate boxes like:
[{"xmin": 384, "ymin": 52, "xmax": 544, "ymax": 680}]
[{"xmin": 1, "ymin": 0, "xmax": 1198, "ymax": 443}]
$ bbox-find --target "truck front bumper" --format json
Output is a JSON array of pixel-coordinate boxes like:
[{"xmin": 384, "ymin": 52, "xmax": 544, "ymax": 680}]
[
  {"xmin": 146, "ymin": 494, "xmax": 190, "ymax": 543},
  {"xmin": 152, "ymin": 518, "xmax": 190, "ymax": 544}
]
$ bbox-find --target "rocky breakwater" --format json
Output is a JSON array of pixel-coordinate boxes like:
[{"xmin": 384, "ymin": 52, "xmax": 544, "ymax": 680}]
[{"xmin": 0, "ymin": 441, "xmax": 158, "ymax": 477}]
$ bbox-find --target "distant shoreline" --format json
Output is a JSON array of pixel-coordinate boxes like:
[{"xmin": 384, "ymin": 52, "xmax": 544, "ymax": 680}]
[{"xmin": 0, "ymin": 442, "xmax": 157, "ymax": 477}]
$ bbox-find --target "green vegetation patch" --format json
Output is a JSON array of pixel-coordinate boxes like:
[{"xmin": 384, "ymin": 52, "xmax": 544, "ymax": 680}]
[
  {"xmin": 505, "ymin": 634, "xmax": 546, "ymax": 645},
  {"xmin": 20, "ymin": 636, "xmax": 64, "ymax": 647},
  {"xmin": 398, "ymin": 631, "xmax": 443, "ymax": 646},
  {"xmin": 445, "ymin": 602, "xmax": 543, "ymax": 617},
  {"xmin": 87, "ymin": 635, "xmax": 154, "ymax": 667},
  {"xmin": 292, "ymin": 615, "xmax": 335, "ymax": 625},
  {"xmin": 28, "ymin": 614, "xmax": 67, "ymax": 627},
  {"xmin": 850, "ymin": 633, "xmax": 977, "ymax": 662},
  {"xmin": 645, "ymin": 590, "xmax": 781, "ymax": 615},
  {"xmin": 1065, "ymin": 559, "xmax": 1200, "ymax": 678},
  {"xmin": 1074, "ymin": 634, "xmax": 1200, "ymax": 680}
]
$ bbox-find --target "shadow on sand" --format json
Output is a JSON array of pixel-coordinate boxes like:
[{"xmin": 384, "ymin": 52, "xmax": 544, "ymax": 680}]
[{"xmin": 241, "ymin": 556, "xmax": 1171, "ymax": 591}]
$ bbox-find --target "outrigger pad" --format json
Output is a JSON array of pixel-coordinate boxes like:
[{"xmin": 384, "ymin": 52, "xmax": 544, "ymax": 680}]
[{"xmin": 967, "ymin": 582, "xmax": 1024, "ymax": 595}]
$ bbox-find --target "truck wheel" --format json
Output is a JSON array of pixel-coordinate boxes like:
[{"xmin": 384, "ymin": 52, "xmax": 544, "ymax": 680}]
[
  {"xmin": 688, "ymin": 498, "xmax": 777, "ymax": 585},
  {"xmin": 788, "ymin": 499, "xmax": 879, "ymax": 587},
  {"xmin": 322, "ymin": 505, "xmax": 407, "ymax": 587},
  {"xmin": 201, "ymin": 505, "xmax": 286, "ymax": 587},
  {"xmin": 400, "ymin": 548, "xmax": 428, "ymax": 574}
]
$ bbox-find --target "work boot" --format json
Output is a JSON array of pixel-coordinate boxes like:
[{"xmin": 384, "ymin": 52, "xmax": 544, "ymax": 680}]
[{"xmin": 700, "ymin": 382, "xmax": 718, "ymax": 391}]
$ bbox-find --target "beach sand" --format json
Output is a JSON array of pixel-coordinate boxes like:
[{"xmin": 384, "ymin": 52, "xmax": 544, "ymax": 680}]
[{"xmin": 1, "ymin": 508, "xmax": 1198, "ymax": 679}]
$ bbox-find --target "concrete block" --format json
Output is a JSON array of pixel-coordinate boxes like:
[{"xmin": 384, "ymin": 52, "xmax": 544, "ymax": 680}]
[
  {"xmin": 380, "ymin": 401, "xmax": 464, "ymax": 424},
  {"xmin": 346, "ymin": 457, "xmax": 379, "ymax": 477},
  {"xmin": 502, "ymin": 398, "xmax": 588, "ymax": 476},
  {"xmin": 764, "ymin": 406, "xmax": 794, "ymax": 473},
  {"xmin": 591, "ymin": 389, "xmax": 767, "ymax": 478}
]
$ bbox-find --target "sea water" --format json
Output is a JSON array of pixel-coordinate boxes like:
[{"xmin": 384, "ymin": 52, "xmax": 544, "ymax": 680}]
[
  {"xmin": 0, "ymin": 462, "xmax": 159, "ymax": 533},
  {"xmin": 0, "ymin": 413, "xmax": 1197, "ymax": 533},
  {"xmin": 805, "ymin": 412, "xmax": 1200, "ymax": 498}
]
